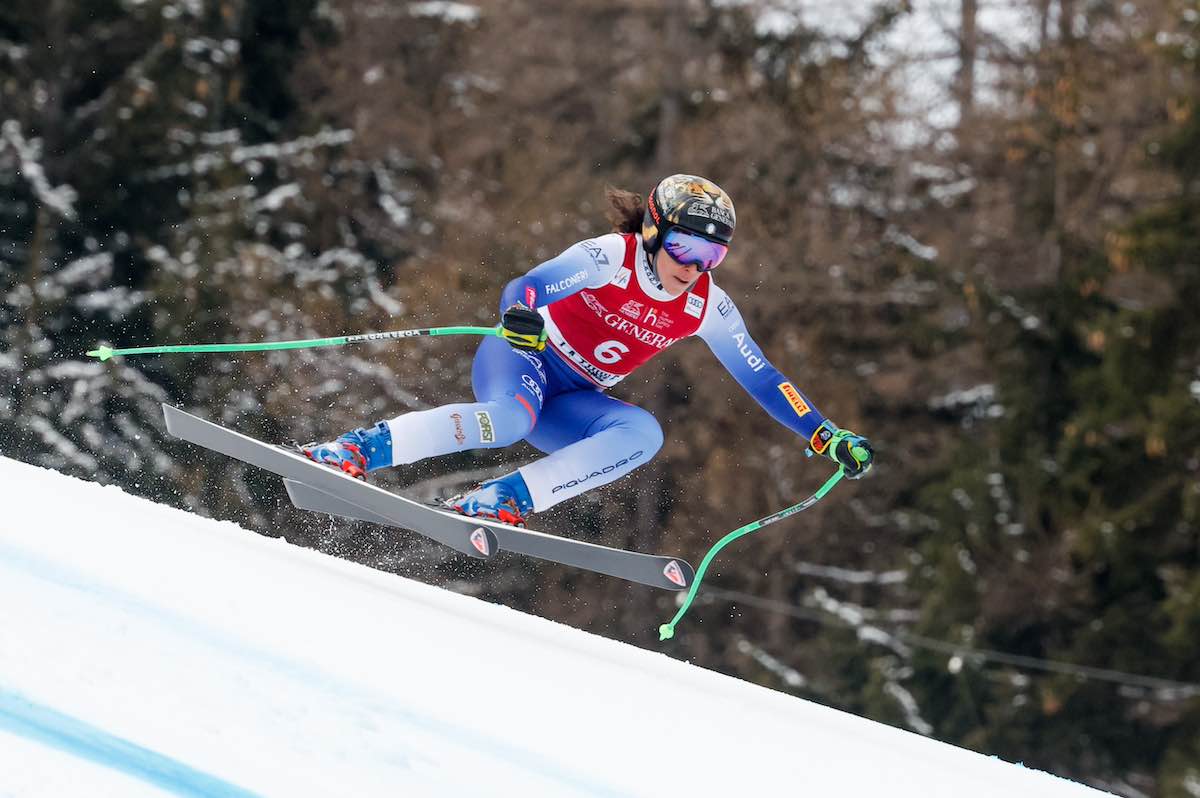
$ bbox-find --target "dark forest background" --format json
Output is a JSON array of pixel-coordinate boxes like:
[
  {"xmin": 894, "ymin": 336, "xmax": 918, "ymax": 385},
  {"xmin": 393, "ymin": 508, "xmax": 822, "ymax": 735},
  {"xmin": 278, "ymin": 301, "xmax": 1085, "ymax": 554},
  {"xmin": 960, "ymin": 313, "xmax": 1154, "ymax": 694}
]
[{"xmin": 2, "ymin": 1, "xmax": 1198, "ymax": 794}]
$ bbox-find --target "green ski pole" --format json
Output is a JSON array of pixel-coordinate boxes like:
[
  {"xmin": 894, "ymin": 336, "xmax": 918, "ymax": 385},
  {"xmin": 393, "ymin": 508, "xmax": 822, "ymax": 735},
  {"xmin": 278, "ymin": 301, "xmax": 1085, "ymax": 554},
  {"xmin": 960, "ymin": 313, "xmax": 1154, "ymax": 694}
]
[
  {"xmin": 87, "ymin": 325, "xmax": 506, "ymax": 361},
  {"xmin": 659, "ymin": 459, "xmax": 859, "ymax": 641}
]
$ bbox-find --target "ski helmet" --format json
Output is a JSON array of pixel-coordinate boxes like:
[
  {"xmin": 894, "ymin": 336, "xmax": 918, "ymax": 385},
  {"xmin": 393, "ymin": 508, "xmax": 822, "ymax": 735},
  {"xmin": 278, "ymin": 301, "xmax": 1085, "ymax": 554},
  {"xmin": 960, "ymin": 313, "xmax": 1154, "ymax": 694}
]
[{"xmin": 642, "ymin": 174, "xmax": 736, "ymax": 257}]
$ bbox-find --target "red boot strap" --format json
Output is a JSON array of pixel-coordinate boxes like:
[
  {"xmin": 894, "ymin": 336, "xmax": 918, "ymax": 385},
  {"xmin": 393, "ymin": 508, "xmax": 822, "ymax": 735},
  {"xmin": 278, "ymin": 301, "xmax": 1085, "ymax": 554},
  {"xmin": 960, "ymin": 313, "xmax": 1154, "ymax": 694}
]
[
  {"xmin": 495, "ymin": 500, "xmax": 526, "ymax": 527},
  {"xmin": 340, "ymin": 461, "xmax": 366, "ymax": 480}
]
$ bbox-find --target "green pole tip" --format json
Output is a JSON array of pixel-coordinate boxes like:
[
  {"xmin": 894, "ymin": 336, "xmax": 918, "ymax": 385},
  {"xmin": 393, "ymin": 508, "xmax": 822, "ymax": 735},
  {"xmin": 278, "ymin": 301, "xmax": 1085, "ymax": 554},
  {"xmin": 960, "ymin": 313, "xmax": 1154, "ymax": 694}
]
[
  {"xmin": 88, "ymin": 346, "xmax": 114, "ymax": 361},
  {"xmin": 658, "ymin": 623, "xmax": 675, "ymax": 641},
  {"xmin": 851, "ymin": 445, "xmax": 868, "ymax": 461}
]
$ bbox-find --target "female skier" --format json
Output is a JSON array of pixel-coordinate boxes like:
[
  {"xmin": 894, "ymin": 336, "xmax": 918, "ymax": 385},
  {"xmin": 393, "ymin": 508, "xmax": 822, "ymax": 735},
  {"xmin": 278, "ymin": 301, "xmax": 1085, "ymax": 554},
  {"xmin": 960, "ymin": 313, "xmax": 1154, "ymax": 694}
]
[{"xmin": 302, "ymin": 174, "xmax": 874, "ymax": 525}]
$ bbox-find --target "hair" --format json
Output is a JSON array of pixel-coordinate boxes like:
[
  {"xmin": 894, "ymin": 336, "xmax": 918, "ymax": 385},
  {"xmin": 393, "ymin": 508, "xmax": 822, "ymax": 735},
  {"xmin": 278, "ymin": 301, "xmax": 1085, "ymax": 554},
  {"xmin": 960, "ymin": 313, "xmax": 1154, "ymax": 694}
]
[{"xmin": 604, "ymin": 185, "xmax": 644, "ymax": 234}]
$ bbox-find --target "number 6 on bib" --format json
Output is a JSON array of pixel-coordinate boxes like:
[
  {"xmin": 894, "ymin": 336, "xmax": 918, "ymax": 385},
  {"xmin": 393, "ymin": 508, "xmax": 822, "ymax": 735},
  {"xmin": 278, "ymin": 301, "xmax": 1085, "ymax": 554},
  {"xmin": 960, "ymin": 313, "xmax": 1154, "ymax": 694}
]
[{"xmin": 593, "ymin": 340, "xmax": 630, "ymax": 364}]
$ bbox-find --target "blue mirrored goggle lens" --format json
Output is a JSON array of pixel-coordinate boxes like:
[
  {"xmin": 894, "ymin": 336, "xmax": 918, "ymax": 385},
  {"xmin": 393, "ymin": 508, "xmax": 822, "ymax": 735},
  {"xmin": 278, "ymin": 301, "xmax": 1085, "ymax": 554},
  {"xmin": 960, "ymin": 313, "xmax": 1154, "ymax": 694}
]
[{"xmin": 662, "ymin": 228, "xmax": 729, "ymax": 272}]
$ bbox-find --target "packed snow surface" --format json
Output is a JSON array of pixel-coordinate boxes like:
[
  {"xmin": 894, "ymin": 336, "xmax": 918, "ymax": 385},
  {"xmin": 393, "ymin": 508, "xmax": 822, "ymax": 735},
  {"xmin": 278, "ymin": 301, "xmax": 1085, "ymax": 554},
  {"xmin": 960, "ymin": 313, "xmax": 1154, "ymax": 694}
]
[{"xmin": 0, "ymin": 456, "xmax": 1112, "ymax": 797}]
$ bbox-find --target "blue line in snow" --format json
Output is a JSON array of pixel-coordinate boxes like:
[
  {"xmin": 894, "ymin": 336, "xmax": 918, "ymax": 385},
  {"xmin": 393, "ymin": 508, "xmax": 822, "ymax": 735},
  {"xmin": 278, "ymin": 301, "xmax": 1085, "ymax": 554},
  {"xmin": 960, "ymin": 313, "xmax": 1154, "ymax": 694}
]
[
  {"xmin": 0, "ymin": 687, "xmax": 262, "ymax": 798},
  {"xmin": 0, "ymin": 539, "xmax": 631, "ymax": 798}
]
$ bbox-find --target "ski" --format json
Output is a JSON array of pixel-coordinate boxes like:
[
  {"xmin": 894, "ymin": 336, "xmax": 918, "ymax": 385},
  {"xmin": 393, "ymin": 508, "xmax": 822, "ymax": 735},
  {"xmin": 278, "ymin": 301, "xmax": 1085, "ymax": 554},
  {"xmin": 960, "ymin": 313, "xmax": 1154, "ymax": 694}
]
[
  {"xmin": 283, "ymin": 479, "xmax": 696, "ymax": 592},
  {"xmin": 161, "ymin": 404, "xmax": 498, "ymax": 560}
]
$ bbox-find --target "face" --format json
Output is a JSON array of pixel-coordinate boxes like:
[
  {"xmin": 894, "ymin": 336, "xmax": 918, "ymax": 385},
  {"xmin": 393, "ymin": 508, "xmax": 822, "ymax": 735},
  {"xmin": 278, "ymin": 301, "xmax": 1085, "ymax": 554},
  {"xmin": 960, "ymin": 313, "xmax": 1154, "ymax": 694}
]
[
  {"xmin": 652, "ymin": 227, "xmax": 730, "ymax": 296},
  {"xmin": 655, "ymin": 248, "xmax": 702, "ymax": 297}
]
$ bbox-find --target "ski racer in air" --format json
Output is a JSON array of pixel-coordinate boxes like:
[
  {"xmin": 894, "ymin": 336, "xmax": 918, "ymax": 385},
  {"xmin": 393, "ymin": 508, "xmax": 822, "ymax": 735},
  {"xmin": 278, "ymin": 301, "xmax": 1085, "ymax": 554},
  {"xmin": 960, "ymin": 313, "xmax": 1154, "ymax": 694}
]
[{"xmin": 302, "ymin": 174, "xmax": 875, "ymax": 525}]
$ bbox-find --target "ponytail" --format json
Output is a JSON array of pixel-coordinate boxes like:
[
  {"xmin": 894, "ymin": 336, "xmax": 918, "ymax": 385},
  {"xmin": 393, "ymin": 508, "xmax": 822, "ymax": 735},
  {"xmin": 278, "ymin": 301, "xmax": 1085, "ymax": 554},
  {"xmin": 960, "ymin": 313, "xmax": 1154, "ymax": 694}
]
[{"xmin": 604, "ymin": 186, "xmax": 644, "ymax": 234}]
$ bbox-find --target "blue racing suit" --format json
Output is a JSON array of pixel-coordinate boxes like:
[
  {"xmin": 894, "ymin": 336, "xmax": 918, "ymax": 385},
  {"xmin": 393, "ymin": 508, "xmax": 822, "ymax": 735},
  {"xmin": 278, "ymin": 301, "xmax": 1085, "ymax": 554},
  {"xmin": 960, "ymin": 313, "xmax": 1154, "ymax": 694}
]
[{"xmin": 382, "ymin": 233, "xmax": 830, "ymax": 511}]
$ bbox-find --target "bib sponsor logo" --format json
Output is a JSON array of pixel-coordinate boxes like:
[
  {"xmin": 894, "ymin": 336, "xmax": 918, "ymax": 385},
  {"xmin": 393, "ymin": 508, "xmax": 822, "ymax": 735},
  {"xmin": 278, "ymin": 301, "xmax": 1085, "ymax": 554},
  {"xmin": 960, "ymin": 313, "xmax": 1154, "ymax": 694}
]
[
  {"xmin": 545, "ymin": 269, "xmax": 587, "ymax": 295},
  {"xmin": 642, "ymin": 306, "xmax": 673, "ymax": 330},
  {"xmin": 551, "ymin": 450, "xmax": 644, "ymax": 493},
  {"xmin": 573, "ymin": 356, "xmax": 620, "ymax": 385},
  {"xmin": 684, "ymin": 293, "xmax": 705, "ymax": 318},
  {"xmin": 732, "ymin": 331, "xmax": 767, "ymax": 372},
  {"xmin": 602, "ymin": 314, "xmax": 680, "ymax": 349},
  {"xmin": 620, "ymin": 299, "xmax": 644, "ymax": 319},
  {"xmin": 581, "ymin": 291, "xmax": 608, "ymax": 318},
  {"xmin": 475, "ymin": 410, "xmax": 495, "ymax": 443},
  {"xmin": 611, "ymin": 266, "xmax": 632, "ymax": 289},
  {"xmin": 717, "ymin": 295, "xmax": 735, "ymax": 318},
  {"xmin": 450, "ymin": 412, "xmax": 466, "ymax": 445},
  {"xmin": 778, "ymin": 382, "xmax": 811, "ymax": 418},
  {"xmin": 580, "ymin": 240, "xmax": 609, "ymax": 267}
]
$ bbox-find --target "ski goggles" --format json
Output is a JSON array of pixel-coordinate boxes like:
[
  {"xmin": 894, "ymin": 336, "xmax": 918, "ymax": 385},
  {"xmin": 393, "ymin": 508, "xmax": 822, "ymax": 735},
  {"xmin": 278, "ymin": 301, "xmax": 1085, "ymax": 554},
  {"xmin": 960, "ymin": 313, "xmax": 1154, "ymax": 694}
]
[{"xmin": 661, "ymin": 227, "xmax": 729, "ymax": 273}]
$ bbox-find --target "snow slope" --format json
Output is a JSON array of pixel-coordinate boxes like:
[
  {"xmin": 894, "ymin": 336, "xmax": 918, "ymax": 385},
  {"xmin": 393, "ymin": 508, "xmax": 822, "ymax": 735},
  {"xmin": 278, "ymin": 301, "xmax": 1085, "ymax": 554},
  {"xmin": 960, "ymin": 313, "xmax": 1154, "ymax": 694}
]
[{"xmin": 0, "ymin": 456, "xmax": 1112, "ymax": 797}]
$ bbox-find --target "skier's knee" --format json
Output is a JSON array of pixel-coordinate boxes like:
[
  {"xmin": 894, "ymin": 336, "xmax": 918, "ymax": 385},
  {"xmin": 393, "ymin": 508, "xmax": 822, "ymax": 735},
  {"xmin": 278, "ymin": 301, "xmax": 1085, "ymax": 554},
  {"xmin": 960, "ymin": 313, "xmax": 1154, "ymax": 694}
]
[
  {"xmin": 625, "ymin": 410, "xmax": 664, "ymax": 458},
  {"xmin": 485, "ymin": 395, "xmax": 536, "ymax": 446}
]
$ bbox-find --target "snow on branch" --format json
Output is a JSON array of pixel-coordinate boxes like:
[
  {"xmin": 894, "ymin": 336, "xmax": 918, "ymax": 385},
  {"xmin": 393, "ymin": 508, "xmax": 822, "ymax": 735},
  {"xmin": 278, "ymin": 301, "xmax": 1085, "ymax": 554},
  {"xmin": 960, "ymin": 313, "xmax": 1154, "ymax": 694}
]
[
  {"xmin": 74, "ymin": 287, "xmax": 149, "ymax": 321},
  {"xmin": 884, "ymin": 226, "xmax": 938, "ymax": 261},
  {"xmin": 0, "ymin": 39, "xmax": 28, "ymax": 62},
  {"xmin": 145, "ymin": 128, "xmax": 355, "ymax": 180},
  {"xmin": 232, "ymin": 129, "xmax": 355, "ymax": 164},
  {"xmin": 409, "ymin": 2, "xmax": 481, "ymax": 24},
  {"xmin": 54, "ymin": 253, "xmax": 114, "ymax": 287},
  {"xmin": 251, "ymin": 183, "xmax": 301, "ymax": 212},
  {"xmin": 884, "ymin": 681, "xmax": 934, "ymax": 735},
  {"xmin": 795, "ymin": 560, "xmax": 908, "ymax": 585},
  {"xmin": 1, "ymin": 120, "xmax": 79, "ymax": 221},
  {"xmin": 810, "ymin": 587, "xmax": 912, "ymax": 658},
  {"xmin": 735, "ymin": 638, "xmax": 807, "ymax": 688},
  {"xmin": 27, "ymin": 415, "xmax": 99, "ymax": 471},
  {"xmin": 373, "ymin": 164, "xmax": 413, "ymax": 229},
  {"xmin": 367, "ymin": 276, "xmax": 405, "ymax": 316}
]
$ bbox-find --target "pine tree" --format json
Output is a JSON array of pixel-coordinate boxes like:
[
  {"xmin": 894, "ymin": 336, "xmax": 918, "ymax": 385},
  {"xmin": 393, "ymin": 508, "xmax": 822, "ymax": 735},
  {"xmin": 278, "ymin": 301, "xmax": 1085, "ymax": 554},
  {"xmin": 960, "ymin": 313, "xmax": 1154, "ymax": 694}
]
[{"xmin": 906, "ymin": 3, "xmax": 1200, "ymax": 791}]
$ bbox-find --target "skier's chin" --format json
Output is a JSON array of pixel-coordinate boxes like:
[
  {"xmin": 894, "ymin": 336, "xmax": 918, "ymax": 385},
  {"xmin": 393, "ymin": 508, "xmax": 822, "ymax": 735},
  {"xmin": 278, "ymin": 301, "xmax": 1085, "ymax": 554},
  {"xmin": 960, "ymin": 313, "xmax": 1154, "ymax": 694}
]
[{"xmin": 666, "ymin": 274, "xmax": 694, "ymax": 295}]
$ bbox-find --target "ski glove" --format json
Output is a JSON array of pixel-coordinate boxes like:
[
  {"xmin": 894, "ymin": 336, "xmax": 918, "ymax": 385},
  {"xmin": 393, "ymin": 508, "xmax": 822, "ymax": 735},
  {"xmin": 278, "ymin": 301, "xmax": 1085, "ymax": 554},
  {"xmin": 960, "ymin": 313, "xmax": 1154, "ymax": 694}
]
[
  {"xmin": 500, "ymin": 303, "xmax": 547, "ymax": 351},
  {"xmin": 813, "ymin": 422, "xmax": 874, "ymax": 479}
]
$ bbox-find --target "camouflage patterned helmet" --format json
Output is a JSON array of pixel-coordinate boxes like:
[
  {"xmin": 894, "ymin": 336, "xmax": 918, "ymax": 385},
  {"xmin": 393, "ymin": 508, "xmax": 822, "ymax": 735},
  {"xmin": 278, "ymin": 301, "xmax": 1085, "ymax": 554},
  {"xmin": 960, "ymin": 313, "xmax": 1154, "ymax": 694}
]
[{"xmin": 642, "ymin": 174, "xmax": 736, "ymax": 254}]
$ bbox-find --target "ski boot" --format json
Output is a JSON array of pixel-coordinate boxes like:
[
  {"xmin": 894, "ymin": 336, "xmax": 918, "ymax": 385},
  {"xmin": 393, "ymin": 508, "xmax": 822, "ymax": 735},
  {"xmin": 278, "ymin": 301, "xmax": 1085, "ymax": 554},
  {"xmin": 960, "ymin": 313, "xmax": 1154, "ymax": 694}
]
[
  {"xmin": 300, "ymin": 422, "xmax": 393, "ymax": 480},
  {"xmin": 444, "ymin": 471, "xmax": 534, "ymax": 527}
]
